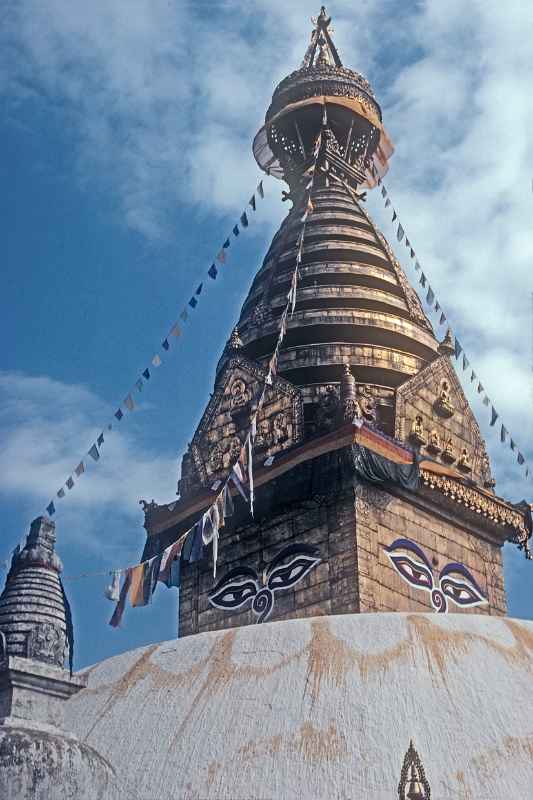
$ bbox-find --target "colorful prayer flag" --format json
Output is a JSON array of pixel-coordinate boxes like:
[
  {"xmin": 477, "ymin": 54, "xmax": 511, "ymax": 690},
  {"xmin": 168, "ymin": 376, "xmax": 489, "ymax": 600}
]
[
  {"xmin": 130, "ymin": 556, "xmax": 162, "ymax": 607},
  {"xmin": 124, "ymin": 394, "xmax": 135, "ymax": 411},
  {"xmin": 216, "ymin": 249, "xmax": 226, "ymax": 263},
  {"xmin": 169, "ymin": 323, "xmax": 181, "ymax": 337},
  {"xmin": 109, "ymin": 568, "xmax": 132, "ymax": 627},
  {"xmin": 180, "ymin": 309, "xmax": 188, "ymax": 322},
  {"xmin": 208, "ymin": 264, "xmax": 218, "ymax": 279},
  {"xmin": 135, "ymin": 379, "xmax": 143, "ymax": 393},
  {"xmin": 88, "ymin": 444, "xmax": 100, "ymax": 462},
  {"xmin": 105, "ymin": 570, "xmax": 122, "ymax": 602},
  {"xmin": 152, "ymin": 354, "xmax": 162, "ymax": 367}
]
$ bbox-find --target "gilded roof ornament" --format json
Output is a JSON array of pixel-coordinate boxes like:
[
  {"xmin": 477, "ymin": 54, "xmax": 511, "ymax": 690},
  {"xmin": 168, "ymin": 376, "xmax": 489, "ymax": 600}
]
[
  {"xmin": 301, "ymin": 6, "xmax": 342, "ymax": 69},
  {"xmin": 438, "ymin": 328, "xmax": 455, "ymax": 356}
]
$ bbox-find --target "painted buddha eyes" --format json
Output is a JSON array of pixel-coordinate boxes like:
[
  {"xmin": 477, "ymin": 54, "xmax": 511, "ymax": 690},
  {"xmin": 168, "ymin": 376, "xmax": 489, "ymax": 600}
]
[
  {"xmin": 208, "ymin": 545, "xmax": 321, "ymax": 623},
  {"xmin": 209, "ymin": 576, "xmax": 259, "ymax": 610},
  {"xmin": 385, "ymin": 539, "xmax": 487, "ymax": 613},
  {"xmin": 267, "ymin": 555, "xmax": 319, "ymax": 590}
]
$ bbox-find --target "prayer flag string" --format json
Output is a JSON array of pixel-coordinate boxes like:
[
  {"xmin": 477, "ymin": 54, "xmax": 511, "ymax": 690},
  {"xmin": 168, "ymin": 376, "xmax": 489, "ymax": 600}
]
[
  {"xmin": 371, "ymin": 162, "xmax": 530, "ymax": 482},
  {"xmin": 44, "ymin": 180, "xmax": 267, "ymax": 516}
]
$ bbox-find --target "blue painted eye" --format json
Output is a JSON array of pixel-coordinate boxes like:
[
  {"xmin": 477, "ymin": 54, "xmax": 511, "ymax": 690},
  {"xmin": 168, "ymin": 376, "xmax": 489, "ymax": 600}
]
[
  {"xmin": 439, "ymin": 563, "xmax": 487, "ymax": 608},
  {"xmin": 267, "ymin": 554, "xmax": 321, "ymax": 591},
  {"xmin": 385, "ymin": 539, "xmax": 434, "ymax": 592},
  {"xmin": 440, "ymin": 577, "xmax": 486, "ymax": 607},
  {"xmin": 387, "ymin": 553, "xmax": 434, "ymax": 591},
  {"xmin": 209, "ymin": 579, "xmax": 258, "ymax": 610}
]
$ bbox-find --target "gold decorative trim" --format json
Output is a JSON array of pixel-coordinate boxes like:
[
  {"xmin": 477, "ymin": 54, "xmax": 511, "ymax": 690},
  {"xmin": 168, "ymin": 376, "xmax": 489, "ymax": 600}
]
[{"xmin": 421, "ymin": 469, "xmax": 528, "ymax": 541}]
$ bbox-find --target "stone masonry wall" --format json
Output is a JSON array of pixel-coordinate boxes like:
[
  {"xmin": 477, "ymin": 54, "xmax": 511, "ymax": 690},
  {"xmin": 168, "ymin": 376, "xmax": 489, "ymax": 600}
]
[
  {"xmin": 354, "ymin": 482, "xmax": 507, "ymax": 615},
  {"xmin": 179, "ymin": 484, "xmax": 359, "ymax": 637}
]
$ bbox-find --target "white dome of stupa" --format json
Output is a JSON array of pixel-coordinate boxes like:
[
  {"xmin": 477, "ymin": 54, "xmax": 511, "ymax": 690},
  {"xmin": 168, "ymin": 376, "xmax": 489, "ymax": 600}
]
[{"xmin": 65, "ymin": 612, "xmax": 533, "ymax": 799}]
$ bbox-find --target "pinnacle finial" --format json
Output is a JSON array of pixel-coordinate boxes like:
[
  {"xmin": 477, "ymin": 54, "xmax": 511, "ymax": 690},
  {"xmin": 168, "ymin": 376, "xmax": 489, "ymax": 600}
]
[
  {"xmin": 438, "ymin": 328, "xmax": 455, "ymax": 357},
  {"xmin": 302, "ymin": 6, "xmax": 342, "ymax": 69}
]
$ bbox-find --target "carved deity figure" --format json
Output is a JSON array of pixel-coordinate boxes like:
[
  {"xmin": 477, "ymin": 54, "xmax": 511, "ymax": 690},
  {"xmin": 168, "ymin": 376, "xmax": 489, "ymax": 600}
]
[
  {"xmin": 428, "ymin": 429, "xmax": 441, "ymax": 452},
  {"xmin": 458, "ymin": 448, "xmax": 472, "ymax": 471},
  {"xmin": 315, "ymin": 385, "xmax": 340, "ymax": 432},
  {"xmin": 356, "ymin": 385, "xmax": 377, "ymax": 423},
  {"xmin": 230, "ymin": 379, "xmax": 250, "ymax": 411},
  {"xmin": 223, "ymin": 437, "xmax": 242, "ymax": 469},
  {"xmin": 434, "ymin": 378, "xmax": 454, "ymax": 418},
  {"xmin": 442, "ymin": 437, "xmax": 455, "ymax": 462},
  {"xmin": 255, "ymin": 419, "xmax": 272, "ymax": 450},
  {"xmin": 410, "ymin": 415, "xmax": 426, "ymax": 445},
  {"xmin": 273, "ymin": 412, "xmax": 290, "ymax": 444}
]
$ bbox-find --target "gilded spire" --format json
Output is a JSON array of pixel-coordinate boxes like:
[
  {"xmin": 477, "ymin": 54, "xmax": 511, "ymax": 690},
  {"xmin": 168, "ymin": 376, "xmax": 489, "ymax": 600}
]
[{"xmin": 301, "ymin": 6, "xmax": 343, "ymax": 69}]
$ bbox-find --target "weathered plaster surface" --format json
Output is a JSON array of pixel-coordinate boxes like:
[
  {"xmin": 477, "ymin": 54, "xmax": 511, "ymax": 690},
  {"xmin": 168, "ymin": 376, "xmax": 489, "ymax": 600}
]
[{"xmin": 66, "ymin": 613, "xmax": 533, "ymax": 799}]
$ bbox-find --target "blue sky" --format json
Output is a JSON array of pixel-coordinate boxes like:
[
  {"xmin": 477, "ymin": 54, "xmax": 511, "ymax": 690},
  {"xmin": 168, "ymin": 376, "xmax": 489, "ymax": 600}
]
[{"xmin": 1, "ymin": 0, "xmax": 533, "ymax": 668}]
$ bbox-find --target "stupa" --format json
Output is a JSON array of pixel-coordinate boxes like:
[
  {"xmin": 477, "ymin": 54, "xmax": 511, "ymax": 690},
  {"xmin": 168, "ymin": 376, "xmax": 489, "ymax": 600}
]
[{"xmin": 5, "ymin": 8, "xmax": 533, "ymax": 799}]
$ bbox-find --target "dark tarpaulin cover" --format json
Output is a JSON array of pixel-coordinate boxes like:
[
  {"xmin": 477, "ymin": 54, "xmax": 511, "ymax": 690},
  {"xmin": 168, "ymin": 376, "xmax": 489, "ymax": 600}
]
[{"xmin": 351, "ymin": 443, "xmax": 419, "ymax": 491}]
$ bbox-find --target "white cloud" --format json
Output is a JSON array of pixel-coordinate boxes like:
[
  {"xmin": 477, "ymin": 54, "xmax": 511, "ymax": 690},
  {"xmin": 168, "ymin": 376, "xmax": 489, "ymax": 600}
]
[{"xmin": 0, "ymin": 371, "xmax": 177, "ymax": 557}]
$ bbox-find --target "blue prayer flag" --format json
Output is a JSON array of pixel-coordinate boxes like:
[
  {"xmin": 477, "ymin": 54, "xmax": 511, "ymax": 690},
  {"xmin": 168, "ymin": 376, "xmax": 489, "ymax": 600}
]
[
  {"xmin": 115, "ymin": 409, "xmax": 123, "ymax": 421},
  {"xmin": 208, "ymin": 264, "xmax": 218, "ymax": 279},
  {"xmin": 240, "ymin": 211, "xmax": 249, "ymax": 228},
  {"xmin": 196, "ymin": 283, "xmax": 203, "ymax": 295},
  {"xmin": 233, "ymin": 225, "xmax": 239, "ymax": 237},
  {"xmin": 142, "ymin": 368, "xmax": 150, "ymax": 380},
  {"xmin": 189, "ymin": 297, "xmax": 198, "ymax": 309},
  {"xmin": 46, "ymin": 501, "xmax": 55, "ymax": 516},
  {"xmin": 88, "ymin": 444, "xmax": 100, "ymax": 461},
  {"xmin": 162, "ymin": 338, "xmax": 170, "ymax": 351}
]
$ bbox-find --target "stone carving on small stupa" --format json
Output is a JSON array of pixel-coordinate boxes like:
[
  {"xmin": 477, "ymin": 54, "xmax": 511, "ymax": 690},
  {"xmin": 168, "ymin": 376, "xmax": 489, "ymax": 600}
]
[{"xmin": 398, "ymin": 740, "xmax": 431, "ymax": 799}]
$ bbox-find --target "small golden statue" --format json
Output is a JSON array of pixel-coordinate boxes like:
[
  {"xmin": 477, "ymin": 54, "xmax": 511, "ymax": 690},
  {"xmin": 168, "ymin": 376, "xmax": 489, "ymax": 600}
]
[
  {"xmin": 410, "ymin": 415, "xmax": 426, "ymax": 446},
  {"xmin": 434, "ymin": 379, "xmax": 454, "ymax": 418},
  {"xmin": 426, "ymin": 429, "xmax": 441, "ymax": 454},
  {"xmin": 458, "ymin": 447, "xmax": 472, "ymax": 472},
  {"xmin": 441, "ymin": 437, "xmax": 456, "ymax": 463}
]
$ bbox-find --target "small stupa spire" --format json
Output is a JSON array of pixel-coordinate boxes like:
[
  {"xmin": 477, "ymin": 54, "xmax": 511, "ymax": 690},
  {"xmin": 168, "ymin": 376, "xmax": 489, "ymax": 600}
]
[{"xmin": 301, "ymin": 6, "xmax": 343, "ymax": 69}]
